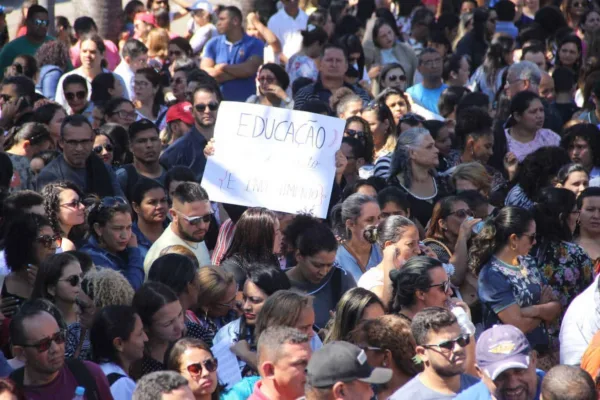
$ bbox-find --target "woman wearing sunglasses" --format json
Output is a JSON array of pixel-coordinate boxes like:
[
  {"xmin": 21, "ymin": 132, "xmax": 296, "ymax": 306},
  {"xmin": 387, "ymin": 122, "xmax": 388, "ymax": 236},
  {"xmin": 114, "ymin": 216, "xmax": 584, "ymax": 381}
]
[
  {"xmin": 42, "ymin": 181, "xmax": 87, "ymax": 252},
  {"xmin": 247, "ymin": 64, "xmax": 293, "ymax": 109},
  {"xmin": 470, "ymin": 206, "xmax": 561, "ymax": 363},
  {"xmin": 31, "ymin": 253, "xmax": 89, "ymax": 359},
  {"xmin": 378, "ymin": 63, "xmax": 408, "ymax": 93},
  {"xmin": 80, "ymin": 196, "xmax": 144, "ymax": 291},
  {"xmin": 91, "ymin": 305, "xmax": 148, "ymax": 400},
  {"xmin": 2, "ymin": 213, "xmax": 58, "ymax": 318},
  {"xmin": 92, "ymin": 132, "xmax": 116, "ymax": 167},
  {"xmin": 343, "ymin": 116, "xmax": 375, "ymax": 162},
  {"xmin": 166, "ymin": 338, "xmax": 220, "ymax": 400}
]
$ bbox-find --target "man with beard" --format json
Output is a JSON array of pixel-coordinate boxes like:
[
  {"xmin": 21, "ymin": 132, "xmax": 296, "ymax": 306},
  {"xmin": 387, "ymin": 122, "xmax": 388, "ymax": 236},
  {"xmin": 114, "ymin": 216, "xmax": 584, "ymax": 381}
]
[
  {"xmin": 390, "ymin": 307, "xmax": 479, "ymax": 399},
  {"xmin": 160, "ymin": 83, "xmax": 221, "ymax": 182},
  {"xmin": 117, "ymin": 119, "xmax": 167, "ymax": 202},
  {"xmin": 144, "ymin": 182, "xmax": 212, "ymax": 273},
  {"xmin": 36, "ymin": 114, "xmax": 124, "ymax": 197},
  {"xmin": 455, "ymin": 324, "xmax": 544, "ymax": 400},
  {"xmin": 8, "ymin": 301, "xmax": 113, "ymax": 399}
]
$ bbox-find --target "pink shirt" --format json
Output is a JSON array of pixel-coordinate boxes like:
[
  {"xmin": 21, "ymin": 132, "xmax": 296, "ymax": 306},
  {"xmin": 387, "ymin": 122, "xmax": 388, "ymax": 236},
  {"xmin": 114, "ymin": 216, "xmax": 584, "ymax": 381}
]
[
  {"xmin": 70, "ymin": 40, "xmax": 121, "ymax": 71},
  {"xmin": 504, "ymin": 128, "xmax": 561, "ymax": 162}
]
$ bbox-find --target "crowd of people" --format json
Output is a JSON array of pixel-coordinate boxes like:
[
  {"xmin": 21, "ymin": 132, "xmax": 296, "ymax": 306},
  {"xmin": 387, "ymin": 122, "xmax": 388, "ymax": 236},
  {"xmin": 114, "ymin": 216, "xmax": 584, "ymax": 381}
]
[{"xmin": 1, "ymin": 0, "xmax": 600, "ymax": 398}]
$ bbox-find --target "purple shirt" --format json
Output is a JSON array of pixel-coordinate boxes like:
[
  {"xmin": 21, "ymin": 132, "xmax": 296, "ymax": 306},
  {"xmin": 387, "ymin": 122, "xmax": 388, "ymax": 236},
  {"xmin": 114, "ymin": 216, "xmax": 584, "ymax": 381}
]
[{"xmin": 504, "ymin": 128, "xmax": 561, "ymax": 162}]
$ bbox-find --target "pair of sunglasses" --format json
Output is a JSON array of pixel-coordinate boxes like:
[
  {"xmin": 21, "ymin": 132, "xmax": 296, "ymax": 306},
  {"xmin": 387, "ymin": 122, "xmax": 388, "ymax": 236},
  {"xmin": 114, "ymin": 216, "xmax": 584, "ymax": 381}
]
[
  {"xmin": 428, "ymin": 279, "xmax": 451, "ymax": 294},
  {"xmin": 423, "ymin": 334, "xmax": 470, "ymax": 351},
  {"xmin": 37, "ymin": 234, "xmax": 62, "ymax": 249},
  {"xmin": 448, "ymin": 209, "xmax": 474, "ymax": 219},
  {"xmin": 174, "ymin": 209, "xmax": 212, "ymax": 225},
  {"xmin": 345, "ymin": 129, "xmax": 365, "ymax": 138},
  {"xmin": 186, "ymin": 359, "xmax": 218, "ymax": 375},
  {"xmin": 60, "ymin": 275, "xmax": 81, "ymax": 287},
  {"xmin": 195, "ymin": 103, "xmax": 219, "ymax": 112},
  {"xmin": 387, "ymin": 74, "xmax": 407, "ymax": 82},
  {"xmin": 19, "ymin": 330, "xmax": 66, "ymax": 353},
  {"xmin": 93, "ymin": 144, "xmax": 114, "ymax": 154},
  {"xmin": 65, "ymin": 91, "xmax": 86, "ymax": 101}
]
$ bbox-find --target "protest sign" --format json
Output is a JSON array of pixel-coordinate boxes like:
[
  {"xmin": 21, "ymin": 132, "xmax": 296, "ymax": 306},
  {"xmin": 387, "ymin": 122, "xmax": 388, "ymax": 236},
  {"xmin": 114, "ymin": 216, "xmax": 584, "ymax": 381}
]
[{"xmin": 201, "ymin": 102, "xmax": 345, "ymax": 218}]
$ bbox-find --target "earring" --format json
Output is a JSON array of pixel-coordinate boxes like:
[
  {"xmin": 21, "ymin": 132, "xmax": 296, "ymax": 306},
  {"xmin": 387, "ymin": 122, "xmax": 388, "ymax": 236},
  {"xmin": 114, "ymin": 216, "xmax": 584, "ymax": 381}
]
[{"xmin": 382, "ymin": 361, "xmax": 388, "ymax": 367}]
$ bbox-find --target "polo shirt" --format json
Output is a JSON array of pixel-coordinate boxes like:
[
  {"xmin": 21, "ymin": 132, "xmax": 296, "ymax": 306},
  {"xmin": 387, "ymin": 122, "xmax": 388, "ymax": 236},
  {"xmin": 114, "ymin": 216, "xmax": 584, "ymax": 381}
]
[
  {"xmin": 202, "ymin": 33, "xmax": 264, "ymax": 102},
  {"xmin": 267, "ymin": 8, "xmax": 308, "ymax": 60},
  {"xmin": 293, "ymin": 79, "xmax": 370, "ymax": 111},
  {"xmin": 0, "ymin": 35, "xmax": 54, "ymax": 80}
]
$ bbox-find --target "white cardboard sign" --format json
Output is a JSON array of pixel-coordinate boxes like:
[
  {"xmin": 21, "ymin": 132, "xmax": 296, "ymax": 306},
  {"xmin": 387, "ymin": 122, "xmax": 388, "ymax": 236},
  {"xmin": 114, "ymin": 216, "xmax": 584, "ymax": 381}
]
[{"xmin": 201, "ymin": 102, "xmax": 344, "ymax": 218}]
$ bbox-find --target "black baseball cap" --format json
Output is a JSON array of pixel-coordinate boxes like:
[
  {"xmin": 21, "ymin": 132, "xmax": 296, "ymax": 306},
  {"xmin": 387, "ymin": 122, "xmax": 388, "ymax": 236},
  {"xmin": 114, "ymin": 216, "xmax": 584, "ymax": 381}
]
[{"xmin": 307, "ymin": 341, "xmax": 392, "ymax": 388}]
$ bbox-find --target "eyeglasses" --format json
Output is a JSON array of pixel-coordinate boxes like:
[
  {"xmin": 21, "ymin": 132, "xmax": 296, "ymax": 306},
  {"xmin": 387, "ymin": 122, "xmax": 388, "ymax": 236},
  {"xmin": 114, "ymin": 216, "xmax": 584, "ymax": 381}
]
[
  {"xmin": 258, "ymin": 76, "xmax": 275, "ymax": 84},
  {"xmin": 19, "ymin": 330, "xmax": 66, "ymax": 353},
  {"xmin": 60, "ymin": 199, "xmax": 83, "ymax": 209},
  {"xmin": 169, "ymin": 50, "xmax": 183, "ymax": 58},
  {"xmin": 93, "ymin": 144, "xmax": 114, "ymax": 154},
  {"xmin": 111, "ymin": 110, "xmax": 137, "ymax": 120},
  {"xmin": 345, "ymin": 129, "xmax": 365, "ymax": 138},
  {"xmin": 428, "ymin": 279, "xmax": 451, "ymax": 294},
  {"xmin": 387, "ymin": 75, "xmax": 407, "ymax": 82},
  {"xmin": 33, "ymin": 19, "xmax": 49, "ymax": 27},
  {"xmin": 422, "ymin": 58, "xmax": 442, "ymax": 68},
  {"xmin": 522, "ymin": 232, "xmax": 536, "ymax": 243},
  {"xmin": 448, "ymin": 209, "xmax": 474, "ymax": 219},
  {"xmin": 399, "ymin": 113, "xmax": 425, "ymax": 124},
  {"xmin": 65, "ymin": 91, "xmax": 87, "ymax": 101},
  {"xmin": 195, "ymin": 102, "xmax": 219, "ymax": 112},
  {"xmin": 173, "ymin": 209, "xmax": 212, "ymax": 225},
  {"xmin": 187, "ymin": 359, "xmax": 218, "ymax": 375},
  {"xmin": 59, "ymin": 275, "xmax": 81, "ymax": 287},
  {"xmin": 423, "ymin": 334, "xmax": 470, "ymax": 352},
  {"xmin": 36, "ymin": 234, "xmax": 62, "ymax": 249}
]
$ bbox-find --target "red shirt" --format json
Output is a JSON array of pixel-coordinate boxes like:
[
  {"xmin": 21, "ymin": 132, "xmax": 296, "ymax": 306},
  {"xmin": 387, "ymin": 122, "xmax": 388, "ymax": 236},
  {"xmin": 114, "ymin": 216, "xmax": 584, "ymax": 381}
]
[
  {"xmin": 248, "ymin": 380, "xmax": 272, "ymax": 400},
  {"xmin": 22, "ymin": 361, "xmax": 114, "ymax": 400}
]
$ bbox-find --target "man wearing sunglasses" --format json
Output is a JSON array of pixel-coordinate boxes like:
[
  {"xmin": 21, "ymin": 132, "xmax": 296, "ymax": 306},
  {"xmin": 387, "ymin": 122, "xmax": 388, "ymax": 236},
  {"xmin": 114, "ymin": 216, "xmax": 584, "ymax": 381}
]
[
  {"xmin": 9, "ymin": 306, "xmax": 113, "ymax": 399},
  {"xmin": 0, "ymin": 5, "xmax": 53, "ymax": 81},
  {"xmin": 160, "ymin": 84, "xmax": 221, "ymax": 182},
  {"xmin": 455, "ymin": 325, "xmax": 544, "ymax": 400},
  {"xmin": 390, "ymin": 307, "xmax": 479, "ymax": 400},
  {"xmin": 250, "ymin": 326, "xmax": 312, "ymax": 400},
  {"xmin": 144, "ymin": 182, "xmax": 212, "ymax": 274},
  {"xmin": 36, "ymin": 114, "xmax": 125, "ymax": 197}
]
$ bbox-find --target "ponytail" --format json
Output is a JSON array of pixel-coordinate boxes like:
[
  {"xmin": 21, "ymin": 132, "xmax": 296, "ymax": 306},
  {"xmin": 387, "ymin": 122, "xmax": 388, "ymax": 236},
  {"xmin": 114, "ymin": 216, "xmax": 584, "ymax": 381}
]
[{"xmin": 468, "ymin": 221, "xmax": 498, "ymax": 275}]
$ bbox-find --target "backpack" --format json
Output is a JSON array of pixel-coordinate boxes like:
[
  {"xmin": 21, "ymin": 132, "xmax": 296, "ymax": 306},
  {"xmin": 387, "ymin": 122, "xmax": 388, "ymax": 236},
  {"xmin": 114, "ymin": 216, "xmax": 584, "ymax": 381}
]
[{"xmin": 10, "ymin": 359, "xmax": 100, "ymax": 400}]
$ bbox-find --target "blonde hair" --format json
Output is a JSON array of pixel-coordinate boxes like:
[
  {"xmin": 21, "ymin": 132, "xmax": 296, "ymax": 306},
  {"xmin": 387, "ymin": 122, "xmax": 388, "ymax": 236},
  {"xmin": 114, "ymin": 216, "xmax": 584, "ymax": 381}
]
[
  {"xmin": 82, "ymin": 267, "xmax": 134, "ymax": 308},
  {"xmin": 159, "ymin": 245, "xmax": 199, "ymax": 268},
  {"xmin": 451, "ymin": 162, "xmax": 492, "ymax": 196},
  {"xmin": 197, "ymin": 266, "xmax": 236, "ymax": 309},
  {"xmin": 146, "ymin": 28, "xmax": 169, "ymax": 60}
]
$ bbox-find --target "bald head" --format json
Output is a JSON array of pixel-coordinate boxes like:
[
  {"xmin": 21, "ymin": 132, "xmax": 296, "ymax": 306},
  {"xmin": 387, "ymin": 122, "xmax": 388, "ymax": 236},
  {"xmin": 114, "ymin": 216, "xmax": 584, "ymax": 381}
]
[{"xmin": 541, "ymin": 365, "xmax": 596, "ymax": 400}]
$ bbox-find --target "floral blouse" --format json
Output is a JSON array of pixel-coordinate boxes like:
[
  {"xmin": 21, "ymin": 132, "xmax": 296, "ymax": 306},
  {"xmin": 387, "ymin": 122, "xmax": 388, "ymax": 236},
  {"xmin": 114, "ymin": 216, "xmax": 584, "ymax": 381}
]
[
  {"xmin": 534, "ymin": 240, "xmax": 593, "ymax": 311},
  {"xmin": 478, "ymin": 255, "xmax": 551, "ymax": 351}
]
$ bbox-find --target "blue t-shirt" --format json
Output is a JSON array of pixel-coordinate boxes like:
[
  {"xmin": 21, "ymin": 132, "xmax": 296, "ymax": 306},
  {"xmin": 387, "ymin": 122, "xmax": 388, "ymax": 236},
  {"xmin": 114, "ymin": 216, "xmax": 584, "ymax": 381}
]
[
  {"xmin": 202, "ymin": 34, "xmax": 264, "ymax": 102},
  {"xmin": 389, "ymin": 373, "xmax": 479, "ymax": 399},
  {"xmin": 406, "ymin": 83, "xmax": 448, "ymax": 114},
  {"xmin": 478, "ymin": 256, "xmax": 549, "ymax": 350},
  {"xmin": 335, "ymin": 244, "xmax": 382, "ymax": 282}
]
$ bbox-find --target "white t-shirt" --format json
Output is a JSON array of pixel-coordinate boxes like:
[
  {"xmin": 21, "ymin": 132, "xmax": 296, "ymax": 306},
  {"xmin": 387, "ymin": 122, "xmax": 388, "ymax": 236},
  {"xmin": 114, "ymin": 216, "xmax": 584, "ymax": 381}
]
[
  {"xmin": 267, "ymin": 8, "xmax": 308, "ymax": 60},
  {"xmin": 559, "ymin": 276, "xmax": 600, "ymax": 365},
  {"xmin": 357, "ymin": 267, "xmax": 384, "ymax": 292}
]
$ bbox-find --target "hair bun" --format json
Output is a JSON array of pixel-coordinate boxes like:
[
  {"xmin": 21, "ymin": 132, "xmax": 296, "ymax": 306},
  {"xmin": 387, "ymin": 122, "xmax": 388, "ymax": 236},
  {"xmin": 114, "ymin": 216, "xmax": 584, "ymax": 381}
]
[{"xmin": 389, "ymin": 269, "xmax": 402, "ymax": 282}]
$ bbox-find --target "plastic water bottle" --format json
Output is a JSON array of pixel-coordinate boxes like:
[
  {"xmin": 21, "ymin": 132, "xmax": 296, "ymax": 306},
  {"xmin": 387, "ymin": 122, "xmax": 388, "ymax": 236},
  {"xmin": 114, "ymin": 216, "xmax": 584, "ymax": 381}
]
[
  {"xmin": 72, "ymin": 386, "xmax": 85, "ymax": 400},
  {"xmin": 449, "ymin": 304, "xmax": 476, "ymax": 336}
]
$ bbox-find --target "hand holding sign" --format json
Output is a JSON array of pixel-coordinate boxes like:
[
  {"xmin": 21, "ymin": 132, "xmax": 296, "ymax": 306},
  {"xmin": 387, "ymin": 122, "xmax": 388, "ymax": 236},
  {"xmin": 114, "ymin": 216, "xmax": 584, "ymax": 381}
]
[{"xmin": 201, "ymin": 102, "xmax": 345, "ymax": 218}]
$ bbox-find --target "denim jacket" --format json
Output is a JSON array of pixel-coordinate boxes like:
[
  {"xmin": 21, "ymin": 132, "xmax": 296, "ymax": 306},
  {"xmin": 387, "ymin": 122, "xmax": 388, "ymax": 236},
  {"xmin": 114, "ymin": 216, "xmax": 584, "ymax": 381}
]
[{"xmin": 80, "ymin": 236, "xmax": 144, "ymax": 290}]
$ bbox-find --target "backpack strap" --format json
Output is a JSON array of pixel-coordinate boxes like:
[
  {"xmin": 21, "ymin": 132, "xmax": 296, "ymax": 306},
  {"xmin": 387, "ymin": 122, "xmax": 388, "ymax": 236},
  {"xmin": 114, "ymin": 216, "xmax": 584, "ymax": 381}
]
[
  {"xmin": 107, "ymin": 372, "xmax": 125, "ymax": 386},
  {"xmin": 66, "ymin": 359, "xmax": 100, "ymax": 400}
]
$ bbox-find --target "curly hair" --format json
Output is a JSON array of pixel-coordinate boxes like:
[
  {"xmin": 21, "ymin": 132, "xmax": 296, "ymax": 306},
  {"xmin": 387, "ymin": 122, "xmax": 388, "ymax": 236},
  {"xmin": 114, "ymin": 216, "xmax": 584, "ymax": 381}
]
[
  {"xmin": 41, "ymin": 181, "xmax": 85, "ymax": 236},
  {"xmin": 515, "ymin": 146, "xmax": 571, "ymax": 201},
  {"xmin": 348, "ymin": 314, "xmax": 422, "ymax": 378},
  {"xmin": 81, "ymin": 267, "xmax": 135, "ymax": 308},
  {"xmin": 35, "ymin": 40, "xmax": 69, "ymax": 70}
]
